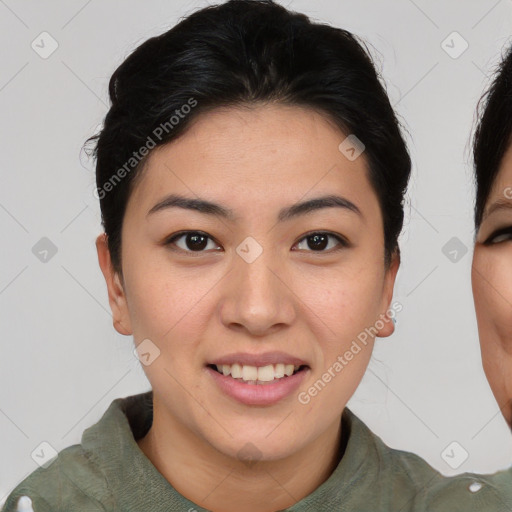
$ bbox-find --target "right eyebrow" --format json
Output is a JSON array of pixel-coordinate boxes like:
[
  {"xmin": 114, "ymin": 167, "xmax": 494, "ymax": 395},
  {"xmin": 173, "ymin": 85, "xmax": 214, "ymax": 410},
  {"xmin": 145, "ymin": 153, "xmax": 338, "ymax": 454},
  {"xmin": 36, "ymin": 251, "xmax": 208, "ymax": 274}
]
[{"xmin": 147, "ymin": 194, "xmax": 236, "ymax": 220}]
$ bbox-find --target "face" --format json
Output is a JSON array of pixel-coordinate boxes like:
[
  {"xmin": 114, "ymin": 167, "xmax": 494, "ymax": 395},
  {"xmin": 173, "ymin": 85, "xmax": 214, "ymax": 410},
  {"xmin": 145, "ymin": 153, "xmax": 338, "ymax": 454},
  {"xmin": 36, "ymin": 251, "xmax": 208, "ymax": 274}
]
[
  {"xmin": 473, "ymin": 143, "xmax": 512, "ymax": 428},
  {"xmin": 97, "ymin": 104, "xmax": 398, "ymax": 462}
]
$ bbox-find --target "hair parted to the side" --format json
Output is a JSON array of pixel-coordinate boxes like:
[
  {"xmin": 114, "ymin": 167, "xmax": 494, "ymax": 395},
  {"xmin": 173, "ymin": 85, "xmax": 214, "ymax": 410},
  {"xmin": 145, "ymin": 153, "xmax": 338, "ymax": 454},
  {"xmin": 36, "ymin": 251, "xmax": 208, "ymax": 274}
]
[
  {"xmin": 473, "ymin": 44, "xmax": 512, "ymax": 229},
  {"xmin": 84, "ymin": 0, "xmax": 411, "ymax": 277}
]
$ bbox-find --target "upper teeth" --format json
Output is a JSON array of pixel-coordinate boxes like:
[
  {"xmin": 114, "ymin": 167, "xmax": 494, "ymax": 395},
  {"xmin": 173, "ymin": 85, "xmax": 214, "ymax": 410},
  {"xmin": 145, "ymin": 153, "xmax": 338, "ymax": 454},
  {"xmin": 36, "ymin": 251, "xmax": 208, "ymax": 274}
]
[{"xmin": 215, "ymin": 363, "xmax": 300, "ymax": 382}]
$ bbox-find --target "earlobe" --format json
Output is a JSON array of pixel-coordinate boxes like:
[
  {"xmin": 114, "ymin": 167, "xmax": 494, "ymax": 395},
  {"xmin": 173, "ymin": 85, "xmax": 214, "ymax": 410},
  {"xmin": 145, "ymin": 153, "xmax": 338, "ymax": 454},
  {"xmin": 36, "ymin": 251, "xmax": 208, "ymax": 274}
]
[
  {"xmin": 377, "ymin": 249, "xmax": 400, "ymax": 338},
  {"xmin": 95, "ymin": 233, "xmax": 133, "ymax": 336},
  {"xmin": 376, "ymin": 310, "xmax": 396, "ymax": 338}
]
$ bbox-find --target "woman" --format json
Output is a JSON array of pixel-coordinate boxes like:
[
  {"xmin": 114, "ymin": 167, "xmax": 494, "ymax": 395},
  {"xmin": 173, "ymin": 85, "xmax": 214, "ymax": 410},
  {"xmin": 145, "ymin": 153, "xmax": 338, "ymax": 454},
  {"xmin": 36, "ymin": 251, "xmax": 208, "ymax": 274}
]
[
  {"xmin": 472, "ymin": 44, "xmax": 512, "ymax": 430},
  {"xmin": 3, "ymin": 1, "xmax": 511, "ymax": 511}
]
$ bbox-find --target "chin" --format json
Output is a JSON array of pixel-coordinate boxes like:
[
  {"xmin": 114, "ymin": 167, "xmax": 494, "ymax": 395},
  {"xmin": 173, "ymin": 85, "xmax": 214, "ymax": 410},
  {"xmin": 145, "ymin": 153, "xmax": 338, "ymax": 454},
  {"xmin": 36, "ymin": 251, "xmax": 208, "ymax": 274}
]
[{"xmin": 210, "ymin": 431, "xmax": 301, "ymax": 464}]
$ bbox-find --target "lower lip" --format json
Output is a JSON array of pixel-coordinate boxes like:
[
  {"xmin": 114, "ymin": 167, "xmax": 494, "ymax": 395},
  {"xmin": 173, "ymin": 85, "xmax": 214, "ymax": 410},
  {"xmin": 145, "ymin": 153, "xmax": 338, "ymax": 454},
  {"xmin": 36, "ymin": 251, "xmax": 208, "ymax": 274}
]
[{"xmin": 206, "ymin": 366, "xmax": 310, "ymax": 406}]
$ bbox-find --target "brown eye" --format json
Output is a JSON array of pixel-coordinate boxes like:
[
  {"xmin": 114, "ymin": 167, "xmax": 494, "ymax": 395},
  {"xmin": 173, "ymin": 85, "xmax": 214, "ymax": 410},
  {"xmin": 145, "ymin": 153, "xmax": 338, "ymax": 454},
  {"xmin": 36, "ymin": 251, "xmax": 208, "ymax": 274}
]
[
  {"xmin": 294, "ymin": 232, "xmax": 348, "ymax": 252},
  {"xmin": 165, "ymin": 231, "xmax": 221, "ymax": 253}
]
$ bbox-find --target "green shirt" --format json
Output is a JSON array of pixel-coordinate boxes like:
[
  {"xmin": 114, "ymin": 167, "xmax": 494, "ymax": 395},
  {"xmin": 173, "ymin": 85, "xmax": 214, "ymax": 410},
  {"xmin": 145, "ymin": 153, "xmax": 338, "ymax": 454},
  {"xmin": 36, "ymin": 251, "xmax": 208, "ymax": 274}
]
[{"xmin": 2, "ymin": 391, "xmax": 511, "ymax": 511}]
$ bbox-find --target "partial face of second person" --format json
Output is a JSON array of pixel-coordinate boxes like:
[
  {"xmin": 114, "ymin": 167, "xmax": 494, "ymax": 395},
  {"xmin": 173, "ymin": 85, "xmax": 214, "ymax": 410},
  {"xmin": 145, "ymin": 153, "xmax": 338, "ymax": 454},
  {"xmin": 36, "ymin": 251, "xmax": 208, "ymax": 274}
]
[
  {"xmin": 97, "ymin": 104, "xmax": 398, "ymax": 467},
  {"xmin": 473, "ymin": 143, "xmax": 512, "ymax": 428}
]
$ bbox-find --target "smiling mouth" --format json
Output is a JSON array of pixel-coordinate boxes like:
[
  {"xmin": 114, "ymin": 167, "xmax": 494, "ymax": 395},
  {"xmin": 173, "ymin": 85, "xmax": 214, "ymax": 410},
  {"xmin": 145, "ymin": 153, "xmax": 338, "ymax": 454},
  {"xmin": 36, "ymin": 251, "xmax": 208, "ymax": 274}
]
[{"xmin": 207, "ymin": 363, "xmax": 308, "ymax": 385}]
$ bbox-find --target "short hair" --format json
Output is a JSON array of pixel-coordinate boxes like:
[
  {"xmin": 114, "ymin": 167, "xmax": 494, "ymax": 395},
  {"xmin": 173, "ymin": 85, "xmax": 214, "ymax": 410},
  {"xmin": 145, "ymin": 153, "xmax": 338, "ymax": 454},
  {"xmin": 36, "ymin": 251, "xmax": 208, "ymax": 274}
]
[
  {"xmin": 473, "ymin": 44, "xmax": 512, "ymax": 228},
  {"xmin": 85, "ymin": 0, "xmax": 411, "ymax": 275}
]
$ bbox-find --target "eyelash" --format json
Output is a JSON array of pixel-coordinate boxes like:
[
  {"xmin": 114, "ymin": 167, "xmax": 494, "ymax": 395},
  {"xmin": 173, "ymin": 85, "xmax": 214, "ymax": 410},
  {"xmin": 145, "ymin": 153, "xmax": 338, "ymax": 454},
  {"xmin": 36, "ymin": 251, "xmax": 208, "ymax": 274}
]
[
  {"xmin": 164, "ymin": 230, "xmax": 349, "ymax": 255},
  {"xmin": 483, "ymin": 226, "xmax": 512, "ymax": 245}
]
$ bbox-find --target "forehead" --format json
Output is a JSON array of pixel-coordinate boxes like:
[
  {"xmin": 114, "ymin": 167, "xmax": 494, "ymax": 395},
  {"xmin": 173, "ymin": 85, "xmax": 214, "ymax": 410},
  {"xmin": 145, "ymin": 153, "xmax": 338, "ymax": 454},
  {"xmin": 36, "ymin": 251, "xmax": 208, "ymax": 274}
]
[
  {"xmin": 127, "ymin": 104, "xmax": 379, "ymax": 216},
  {"xmin": 480, "ymin": 143, "xmax": 512, "ymax": 221},
  {"xmin": 487, "ymin": 144, "xmax": 512, "ymax": 200},
  {"xmin": 496, "ymin": 144, "xmax": 512, "ymax": 182}
]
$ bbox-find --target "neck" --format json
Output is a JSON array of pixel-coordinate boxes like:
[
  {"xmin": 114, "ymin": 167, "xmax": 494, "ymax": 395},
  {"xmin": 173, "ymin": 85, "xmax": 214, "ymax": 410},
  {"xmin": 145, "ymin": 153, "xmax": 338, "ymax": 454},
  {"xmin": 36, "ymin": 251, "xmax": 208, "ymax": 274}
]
[{"xmin": 136, "ymin": 406, "xmax": 343, "ymax": 512}]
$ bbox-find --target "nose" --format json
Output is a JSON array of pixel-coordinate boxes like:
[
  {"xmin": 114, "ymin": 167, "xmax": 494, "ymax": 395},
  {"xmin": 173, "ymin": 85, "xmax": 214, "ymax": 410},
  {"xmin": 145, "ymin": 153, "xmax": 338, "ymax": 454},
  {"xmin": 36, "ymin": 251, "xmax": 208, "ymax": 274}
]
[{"xmin": 219, "ymin": 243, "xmax": 296, "ymax": 337}]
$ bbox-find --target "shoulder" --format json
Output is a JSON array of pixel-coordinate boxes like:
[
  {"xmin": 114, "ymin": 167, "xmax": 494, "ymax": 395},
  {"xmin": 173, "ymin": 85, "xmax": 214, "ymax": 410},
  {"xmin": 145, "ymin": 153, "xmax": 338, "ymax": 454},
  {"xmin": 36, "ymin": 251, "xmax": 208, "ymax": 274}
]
[
  {"xmin": 343, "ymin": 408, "xmax": 444, "ymax": 486},
  {"xmin": 1, "ymin": 443, "xmax": 112, "ymax": 512},
  {"xmin": 2, "ymin": 391, "xmax": 153, "ymax": 512},
  {"xmin": 343, "ymin": 408, "xmax": 512, "ymax": 511},
  {"xmin": 422, "ymin": 467, "xmax": 512, "ymax": 512},
  {"xmin": 336, "ymin": 408, "xmax": 445, "ymax": 510}
]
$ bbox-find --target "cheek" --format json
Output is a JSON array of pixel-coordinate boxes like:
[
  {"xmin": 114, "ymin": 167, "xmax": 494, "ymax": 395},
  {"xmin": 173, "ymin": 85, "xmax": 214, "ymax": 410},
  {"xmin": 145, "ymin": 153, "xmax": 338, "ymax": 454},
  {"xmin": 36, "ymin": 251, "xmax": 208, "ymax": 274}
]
[
  {"xmin": 298, "ymin": 271, "xmax": 377, "ymax": 419},
  {"xmin": 294, "ymin": 264, "xmax": 385, "ymax": 348},
  {"xmin": 123, "ymin": 252, "xmax": 220, "ymax": 346},
  {"xmin": 473, "ymin": 248, "xmax": 512, "ymax": 352}
]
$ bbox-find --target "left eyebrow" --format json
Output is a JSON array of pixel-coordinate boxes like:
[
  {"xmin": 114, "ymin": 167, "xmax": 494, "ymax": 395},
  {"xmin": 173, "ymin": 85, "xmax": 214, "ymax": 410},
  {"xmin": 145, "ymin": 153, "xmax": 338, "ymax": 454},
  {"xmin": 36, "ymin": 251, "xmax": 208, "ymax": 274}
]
[
  {"xmin": 483, "ymin": 199, "xmax": 512, "ymax": 221},
  {"xmin": 146, "ymin": 193, "xmax": 362, "ymax": 221},
  {"xmin": 277, "ymin": 195, "xmax": 362, "ymax": 222}
]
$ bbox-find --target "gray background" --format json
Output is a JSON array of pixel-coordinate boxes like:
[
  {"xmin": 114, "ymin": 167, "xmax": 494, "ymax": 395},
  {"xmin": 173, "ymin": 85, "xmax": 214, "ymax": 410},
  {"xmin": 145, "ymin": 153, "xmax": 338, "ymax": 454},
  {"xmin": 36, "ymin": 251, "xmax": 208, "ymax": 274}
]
[{"xmin": 1, "ymin": 0, "xmax": 512, "ymax": 503}]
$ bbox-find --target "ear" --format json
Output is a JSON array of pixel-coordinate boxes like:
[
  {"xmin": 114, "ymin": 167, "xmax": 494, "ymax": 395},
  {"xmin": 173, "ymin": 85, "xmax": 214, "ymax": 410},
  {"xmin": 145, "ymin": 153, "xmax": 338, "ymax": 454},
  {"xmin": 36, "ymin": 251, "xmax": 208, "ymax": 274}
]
[
  {"xmin": 376, "ymin": 249, "xmax": 400, "ymax": 338},
  {"xmin": 96, "ymin": 233, "xmax": 133, "ymax": 335}
]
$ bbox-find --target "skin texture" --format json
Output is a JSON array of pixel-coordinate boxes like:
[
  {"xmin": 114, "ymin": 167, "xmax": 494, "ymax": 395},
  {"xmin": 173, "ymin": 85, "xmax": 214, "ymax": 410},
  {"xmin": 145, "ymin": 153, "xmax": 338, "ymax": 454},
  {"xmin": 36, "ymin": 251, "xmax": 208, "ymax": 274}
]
[
  {"xmin": 96, "ymin": 104, "xmax": 399, "ymax": 512},
  {"xmin": 473, "ymin": 143, "xmax": 512, "ymax": 429}
]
